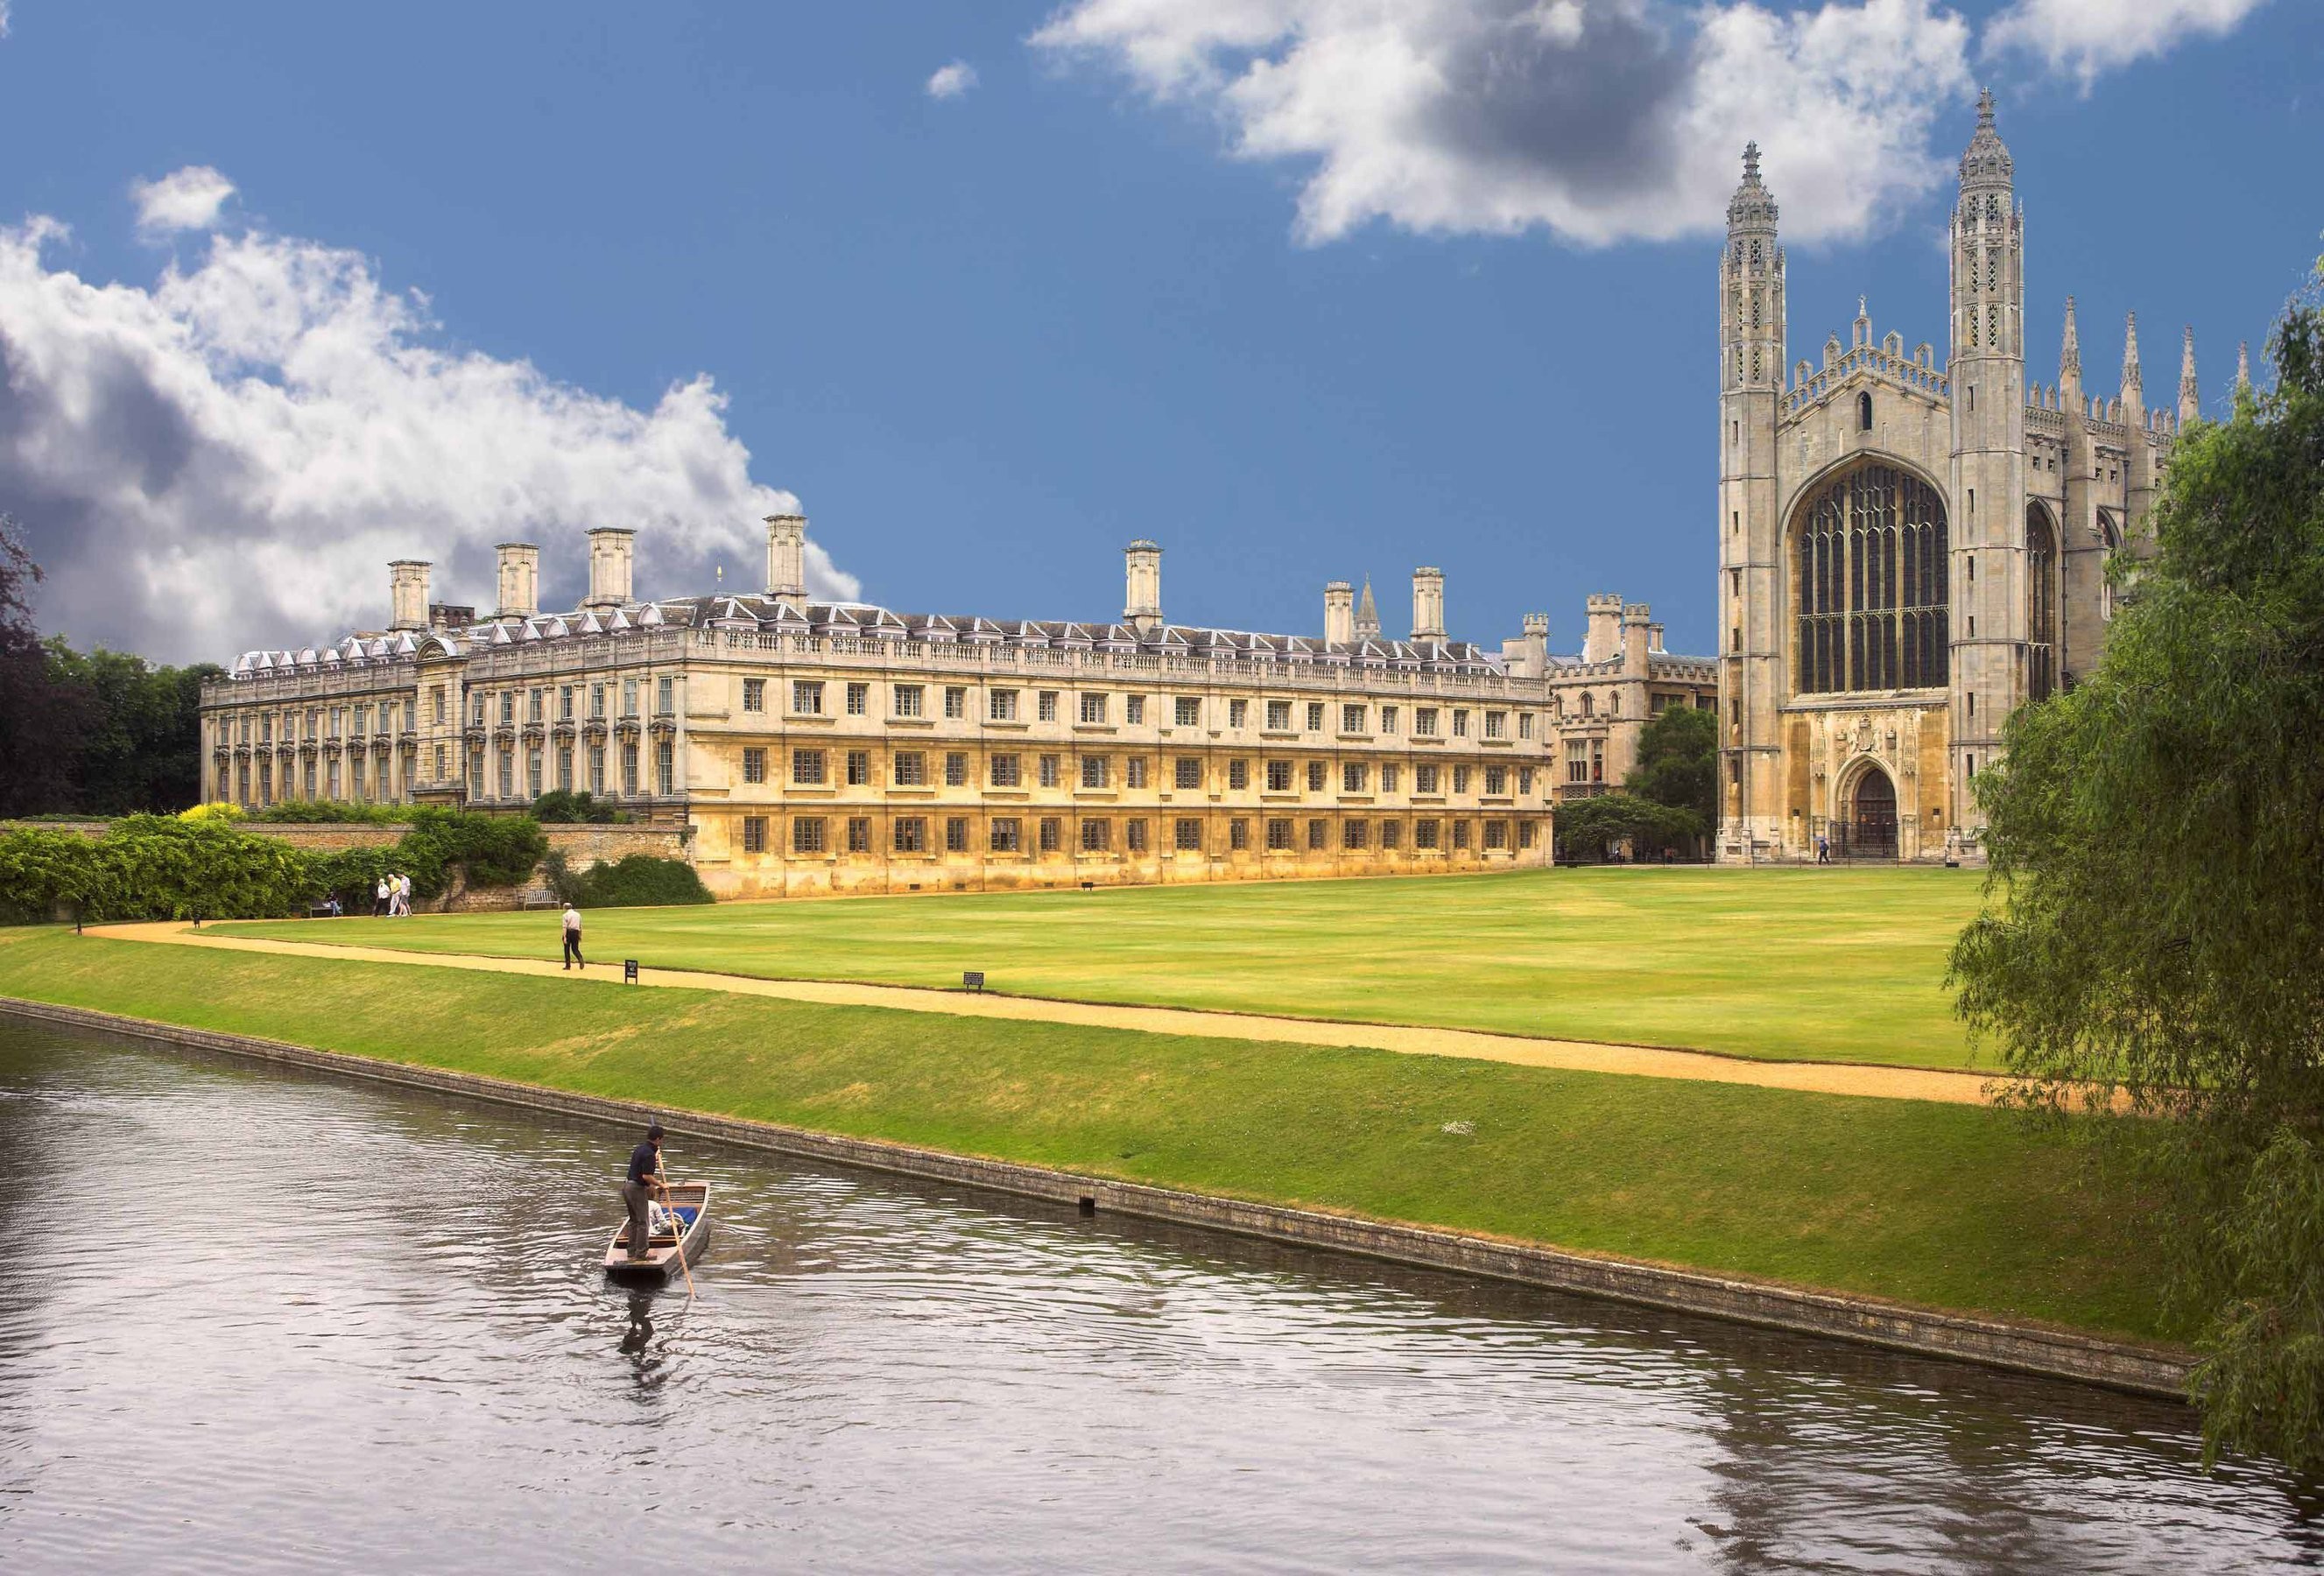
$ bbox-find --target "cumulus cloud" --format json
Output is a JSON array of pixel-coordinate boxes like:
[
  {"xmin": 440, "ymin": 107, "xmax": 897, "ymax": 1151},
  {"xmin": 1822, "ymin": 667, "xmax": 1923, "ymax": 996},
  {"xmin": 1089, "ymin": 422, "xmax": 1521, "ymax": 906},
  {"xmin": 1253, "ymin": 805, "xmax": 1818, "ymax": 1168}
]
[
  {"xmin": 1033, "ymin": 0, "xmax": 2265, "ymax": 245},
  {"xmin": 0, "ymin": 201, "xmax": 855, "ymax": 664},
  {"xmin": 130, "ymin": 165, "xmax": 238, "ymax": 236},
  {"xmin": 1033, "ymin": 0, "xmax": 1975, "ymax": 246},
  {"xmin": 0, "ymin": 2, "xmax": 11, "ymax": 39},
  {"xmin": 926, "ymin": 60, "xmax": 980, "ymax": 98},
  {"xmin": 1985, "ymin": 0, "xmax": 2271, "ymax": 83}
]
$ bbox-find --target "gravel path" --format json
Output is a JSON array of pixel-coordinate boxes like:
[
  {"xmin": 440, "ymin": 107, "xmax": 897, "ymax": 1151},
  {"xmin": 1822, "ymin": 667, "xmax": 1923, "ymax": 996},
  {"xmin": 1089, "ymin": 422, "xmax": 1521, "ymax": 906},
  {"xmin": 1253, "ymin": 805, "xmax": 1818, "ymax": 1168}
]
[{"xmin": 93, "ymin": 922, "xmax": 2006, "ymax": 1107}]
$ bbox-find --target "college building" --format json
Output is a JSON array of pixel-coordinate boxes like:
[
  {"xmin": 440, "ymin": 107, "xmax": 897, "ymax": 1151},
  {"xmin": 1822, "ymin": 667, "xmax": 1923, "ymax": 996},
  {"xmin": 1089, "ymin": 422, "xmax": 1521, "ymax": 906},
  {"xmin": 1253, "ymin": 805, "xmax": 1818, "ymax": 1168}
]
[
  {"xmin": 1717, "ymin": 94, "xmax": 2228, "ymax": 862},
  {"xmin": 199, "ymin": 522, "xmax": 1715, "ymax": 898}
]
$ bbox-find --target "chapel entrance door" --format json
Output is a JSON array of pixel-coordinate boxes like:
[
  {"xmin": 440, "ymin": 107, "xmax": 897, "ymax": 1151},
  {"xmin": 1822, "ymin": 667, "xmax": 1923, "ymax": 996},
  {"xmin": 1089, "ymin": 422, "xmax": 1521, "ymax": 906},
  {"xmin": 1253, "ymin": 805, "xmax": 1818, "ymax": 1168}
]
[{"xmin": 1849, "ymin": 769, "xmax": 1899, "ymax": 859}]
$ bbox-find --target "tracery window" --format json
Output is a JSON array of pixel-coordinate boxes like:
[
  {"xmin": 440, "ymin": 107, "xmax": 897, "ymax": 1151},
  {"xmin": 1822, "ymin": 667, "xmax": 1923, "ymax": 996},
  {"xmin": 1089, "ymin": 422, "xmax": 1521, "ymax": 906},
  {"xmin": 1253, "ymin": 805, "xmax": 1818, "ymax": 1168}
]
[
  {"xmin": 2027, "ymin": 505, "xmax": 2058, "ymax": 702},
  {"xmin": 1794, "ymin": 462, "xmax": 1949, "ymax": 694}
]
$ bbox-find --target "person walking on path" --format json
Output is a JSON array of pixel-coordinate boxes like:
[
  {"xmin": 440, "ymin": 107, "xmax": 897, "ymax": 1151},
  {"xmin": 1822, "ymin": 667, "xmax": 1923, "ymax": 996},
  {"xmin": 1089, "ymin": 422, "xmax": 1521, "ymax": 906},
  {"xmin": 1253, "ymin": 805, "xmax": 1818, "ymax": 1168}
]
[
  {"xmin": 1816, "ymin": 834, "xmax": 1831, "ymax": 865},
  {"xmin": 373, "ymin": 876, "xmax": 389, "ymax": 918},
  {"xmin": 621, "ymin": 1122, "xmax": 666, "ymax": 1262},
  {"xmin": 561, "ymin": 903, "xmax": 585, "ymax": 970}
]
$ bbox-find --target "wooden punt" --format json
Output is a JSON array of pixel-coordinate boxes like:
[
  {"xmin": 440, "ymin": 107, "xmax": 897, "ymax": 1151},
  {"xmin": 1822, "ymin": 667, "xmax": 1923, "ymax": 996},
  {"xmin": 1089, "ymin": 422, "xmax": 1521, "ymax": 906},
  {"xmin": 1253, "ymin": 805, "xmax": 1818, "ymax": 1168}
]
[{"xmin": 603, "ymin": 1181, "xmax": 710, "ymax": 1282}]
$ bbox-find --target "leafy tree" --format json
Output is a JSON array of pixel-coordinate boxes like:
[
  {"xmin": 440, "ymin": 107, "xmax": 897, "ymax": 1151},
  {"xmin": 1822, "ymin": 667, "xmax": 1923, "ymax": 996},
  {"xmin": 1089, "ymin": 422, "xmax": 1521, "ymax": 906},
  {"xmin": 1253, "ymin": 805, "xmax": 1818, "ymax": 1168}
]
[
  {"xmin": 1950, "ymin": 273, "xmax": 2324, "ymax": 1471},
  {"xmin": 0, "ymin": 516, "xmax": 219, "ymax": 815},
  {"xmin": 1553, "ymin": 792, "xmax": 1700, "ymax": 862},
  {"xmin": 43, "ymin": 640, "xmax": 224, "ymax": 813},
  {"xmin": 1625, "ymin": 702, "xmax": 1717, "ymax": 831},
  {"xmin": 0, "ymin": 517, "xmax": 93, "ymax": 818}
]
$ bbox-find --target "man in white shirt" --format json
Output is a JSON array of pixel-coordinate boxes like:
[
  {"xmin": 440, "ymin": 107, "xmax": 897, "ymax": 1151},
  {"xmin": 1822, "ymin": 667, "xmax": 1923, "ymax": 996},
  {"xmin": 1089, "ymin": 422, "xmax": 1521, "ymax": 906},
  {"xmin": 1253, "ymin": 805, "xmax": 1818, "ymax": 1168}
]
[
  {"xmin": 561, "ymin": 904, "xmax": 585, "ymax": 970},
  {"xmin": 374, "ymin": 876, "xmax": 389, "ymax": 917}
]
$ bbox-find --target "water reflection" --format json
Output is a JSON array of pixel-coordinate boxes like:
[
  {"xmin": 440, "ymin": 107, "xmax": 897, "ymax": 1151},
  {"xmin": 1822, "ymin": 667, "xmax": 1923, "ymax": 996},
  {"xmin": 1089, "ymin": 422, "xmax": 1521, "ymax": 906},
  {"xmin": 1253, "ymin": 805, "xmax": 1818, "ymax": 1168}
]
[{"xmin": 0, "ymin": 1020, "xmax": 2315, "ymax": 1574}]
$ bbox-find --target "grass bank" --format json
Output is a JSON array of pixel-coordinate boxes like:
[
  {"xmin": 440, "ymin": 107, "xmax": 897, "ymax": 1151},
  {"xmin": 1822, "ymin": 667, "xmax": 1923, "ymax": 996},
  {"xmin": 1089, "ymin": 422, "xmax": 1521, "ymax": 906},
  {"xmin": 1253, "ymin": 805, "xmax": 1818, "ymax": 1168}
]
[
  {"xmin": 229, "ymin": 865, "xmax": 1988, "ymax": 1068},
  {"xmin": 0, "ymin": 925, "xmax": 2164, "ymax": 1341}
]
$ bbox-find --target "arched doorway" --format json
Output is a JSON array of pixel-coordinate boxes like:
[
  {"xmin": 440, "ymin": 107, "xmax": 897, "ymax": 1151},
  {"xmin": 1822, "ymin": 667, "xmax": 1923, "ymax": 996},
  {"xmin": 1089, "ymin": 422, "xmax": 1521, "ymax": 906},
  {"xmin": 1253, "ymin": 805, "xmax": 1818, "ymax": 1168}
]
[{"xmin": 1847, "ymin": 767, "xmax": 1898, "ymax": 859}]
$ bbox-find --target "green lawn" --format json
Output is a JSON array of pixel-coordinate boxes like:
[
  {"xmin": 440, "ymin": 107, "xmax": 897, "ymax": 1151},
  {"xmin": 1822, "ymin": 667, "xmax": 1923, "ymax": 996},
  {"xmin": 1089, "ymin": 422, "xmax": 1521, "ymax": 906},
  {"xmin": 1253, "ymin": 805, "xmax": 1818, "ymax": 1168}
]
[
  {"xmin": 0, "ymin": 925, "xmax": 2165, "ymax": 1341},
  {"xmin": 231, "ymin": 866, "xmax": 1992, "ymax": 1068}
]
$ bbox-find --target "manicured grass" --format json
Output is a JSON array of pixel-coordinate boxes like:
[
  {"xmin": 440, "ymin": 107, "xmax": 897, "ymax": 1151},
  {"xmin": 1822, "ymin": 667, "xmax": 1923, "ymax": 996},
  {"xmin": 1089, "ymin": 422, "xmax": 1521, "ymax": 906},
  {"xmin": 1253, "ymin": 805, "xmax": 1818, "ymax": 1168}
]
[
  {"xmin": 230, "ymin": 866, "xmax": 1989, "ymax": 1067},
  {"xmin": 0, "ymin": 925, "xmax": 2165, "ymax": 1340}
]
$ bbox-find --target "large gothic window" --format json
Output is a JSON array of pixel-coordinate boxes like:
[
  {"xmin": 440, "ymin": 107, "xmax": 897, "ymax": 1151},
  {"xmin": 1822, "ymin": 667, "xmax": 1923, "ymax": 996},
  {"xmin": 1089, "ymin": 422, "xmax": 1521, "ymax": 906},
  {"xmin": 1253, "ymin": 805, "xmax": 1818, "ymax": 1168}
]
[
  {"xmin": 1794, "ymin": 463, "xmax": 1949, "ymax": 694},
  {"xmin": 2027, "ymin": 505, "xmax": 2057, "ymax": 701}
]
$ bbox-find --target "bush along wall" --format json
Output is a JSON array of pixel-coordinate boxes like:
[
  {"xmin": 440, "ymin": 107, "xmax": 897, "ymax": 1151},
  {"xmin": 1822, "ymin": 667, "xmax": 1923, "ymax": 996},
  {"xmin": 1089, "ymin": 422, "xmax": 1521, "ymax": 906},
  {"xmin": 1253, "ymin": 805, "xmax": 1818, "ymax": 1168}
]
[
  {"xmin": 543, "ymin": 849, "xmax": 711, "ymax": 909},
  {"xmin": 0, "ymin": 810, "xmax": 552, "ymax": 922}
]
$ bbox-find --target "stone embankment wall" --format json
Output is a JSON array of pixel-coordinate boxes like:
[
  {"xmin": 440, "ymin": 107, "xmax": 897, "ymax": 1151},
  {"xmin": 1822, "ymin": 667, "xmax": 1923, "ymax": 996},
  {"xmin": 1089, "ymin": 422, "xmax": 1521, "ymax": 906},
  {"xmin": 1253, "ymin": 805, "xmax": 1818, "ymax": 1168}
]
[{"xmin": 0, "ymin": 996, "xmax": 2195, "ymax": 1403}]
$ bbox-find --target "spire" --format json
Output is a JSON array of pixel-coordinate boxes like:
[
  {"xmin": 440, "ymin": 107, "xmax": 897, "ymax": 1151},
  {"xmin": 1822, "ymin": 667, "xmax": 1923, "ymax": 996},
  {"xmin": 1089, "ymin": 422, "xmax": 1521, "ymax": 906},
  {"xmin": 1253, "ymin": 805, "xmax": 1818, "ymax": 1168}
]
[
  {"xmin": 1959, "ymin": 88, "xmax": 2013, "ymax": 193},
  {"xmin": 2236, "ymin": 341, "xmax": 2253, "ymax": 399},
  {"xmin": 2060, "ymin": 297, "xmax": 2081, "ymax": 390},
  {"xmin": 1353, "ymin": 577, "xmax": 1380, "ymax": 640},
  {"xmin": 1727, "ymin": 142, "xmax": 1777, "ymax": 234},
  {"xmin": 2121, "ymin": 313, "xmax": 2143, "ymax": 402},
  {"xmin": 2179, "ymin": 326, "xmax": 2199, "ymax": 425}
]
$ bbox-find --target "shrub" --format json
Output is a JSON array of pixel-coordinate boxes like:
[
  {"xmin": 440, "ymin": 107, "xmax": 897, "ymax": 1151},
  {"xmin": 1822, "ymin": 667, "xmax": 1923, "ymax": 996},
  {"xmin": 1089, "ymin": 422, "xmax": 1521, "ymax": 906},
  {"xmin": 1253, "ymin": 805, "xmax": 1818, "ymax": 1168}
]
[
  {"xmin": 0, "ymin": 815, "xmax": 318, "ymax": 922},
  {"xmin": 179, "ymin": 802, "xmax": 245, "ymax": 825},
  {"xmin": 530, "ymin": 790, "xmax": 630, "ymax": 825},
  {"xmin": 250, "ymin": 801, "xmax": 409, "ymax": 825},
  {"xmin": 566, "ymin": 855, "xmax": 711, "ymax": 908}
]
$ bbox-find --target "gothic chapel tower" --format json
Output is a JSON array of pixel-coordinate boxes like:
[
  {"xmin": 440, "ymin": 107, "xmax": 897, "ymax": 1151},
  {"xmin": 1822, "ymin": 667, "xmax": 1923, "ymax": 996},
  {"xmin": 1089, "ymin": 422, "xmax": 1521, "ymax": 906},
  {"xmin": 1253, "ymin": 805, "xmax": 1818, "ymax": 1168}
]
[
  {"xmin": 1946, "ymin": 88, "xmax": 2027, "ymax": 828},
  {"xmin": 1716, "ymin": 144, "xmax": 1785, "ymax": 853}
]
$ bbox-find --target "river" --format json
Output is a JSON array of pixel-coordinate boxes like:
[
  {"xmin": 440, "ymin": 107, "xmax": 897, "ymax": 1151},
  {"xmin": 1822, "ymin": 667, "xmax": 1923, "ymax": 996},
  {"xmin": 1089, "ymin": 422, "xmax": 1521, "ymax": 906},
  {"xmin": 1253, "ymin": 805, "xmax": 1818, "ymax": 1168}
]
[{"xmin": 0, "ymin": 1021, "xmax": 2315, "ymax": 1572}]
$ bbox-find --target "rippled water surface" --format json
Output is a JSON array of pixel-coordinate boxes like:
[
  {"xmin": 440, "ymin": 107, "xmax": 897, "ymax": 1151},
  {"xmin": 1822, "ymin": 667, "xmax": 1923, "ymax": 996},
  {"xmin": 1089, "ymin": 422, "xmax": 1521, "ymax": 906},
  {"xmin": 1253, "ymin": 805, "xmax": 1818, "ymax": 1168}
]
[{"xmin": 0, "ymin": 1023, "xmax": 2317, "ymax": 1573}]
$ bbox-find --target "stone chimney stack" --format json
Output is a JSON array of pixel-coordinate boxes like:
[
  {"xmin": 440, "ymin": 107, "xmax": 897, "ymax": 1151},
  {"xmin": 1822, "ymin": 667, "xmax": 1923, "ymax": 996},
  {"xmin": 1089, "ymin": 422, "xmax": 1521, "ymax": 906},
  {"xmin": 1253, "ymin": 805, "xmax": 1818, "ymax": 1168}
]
[
  {"xmin": 1324, "ymin": 580, "xmax": 1354, "ymax": 645},
  {"xmin": 1583, "ymin": 593, "xmax": 1623, "ymax": 664},
  {"xmin": 764, "ymin": 514, "xmax": 808, "ymax": 601},
  {"xmin": 495, "ymin": 542, "xmax": 539, "ymax": 619},
  {"xmin": 389, "ymin": 559, "xmax": 431, "ymax": 632},
  {"xmin": 1410, "ymin": 567, "xmax": 1446, "ymax": 642},
  {"xmin": 1121, "ymin": 539, "xmax": 1162, "ymax": 632},
  {"xmin": 586, "ymin": 527, "xmax": 636, "ymax": 612}
]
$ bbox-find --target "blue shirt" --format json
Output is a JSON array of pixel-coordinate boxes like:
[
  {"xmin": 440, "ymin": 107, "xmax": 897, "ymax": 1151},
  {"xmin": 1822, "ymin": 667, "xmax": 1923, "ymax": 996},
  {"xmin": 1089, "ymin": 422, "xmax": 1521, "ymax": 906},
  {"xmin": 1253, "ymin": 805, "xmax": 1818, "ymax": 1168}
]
[{"xmin": 626, "ymin": 1142, "xmax": 659, "ymax": 1185}]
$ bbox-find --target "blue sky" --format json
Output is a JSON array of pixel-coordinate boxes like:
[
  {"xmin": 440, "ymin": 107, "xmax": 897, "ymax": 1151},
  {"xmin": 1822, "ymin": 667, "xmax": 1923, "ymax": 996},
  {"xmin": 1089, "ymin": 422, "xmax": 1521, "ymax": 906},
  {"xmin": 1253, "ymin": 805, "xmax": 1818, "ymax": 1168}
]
[{"xmin": 0, "ymin": 0, "xmax": 2316, "ymax": 664}]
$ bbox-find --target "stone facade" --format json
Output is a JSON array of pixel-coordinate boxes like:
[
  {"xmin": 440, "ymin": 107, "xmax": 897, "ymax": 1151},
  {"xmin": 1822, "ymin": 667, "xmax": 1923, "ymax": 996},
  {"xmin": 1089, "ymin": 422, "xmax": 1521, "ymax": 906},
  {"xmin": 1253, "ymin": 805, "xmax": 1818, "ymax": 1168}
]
[
  {"xmin": 1717, "ymin": 95, "xmax": 2209, "ymax": 863},
  {"xmin": 201, "ymin": 533, "xmax": 1713, "ymax": 899}
]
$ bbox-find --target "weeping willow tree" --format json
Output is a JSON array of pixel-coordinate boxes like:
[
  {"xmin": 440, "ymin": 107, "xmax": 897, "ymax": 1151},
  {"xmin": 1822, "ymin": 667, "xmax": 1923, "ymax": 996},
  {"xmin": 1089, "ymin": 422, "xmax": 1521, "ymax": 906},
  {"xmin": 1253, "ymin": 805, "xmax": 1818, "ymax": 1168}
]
[{"xmin": 1951, "ymin": 270, "xmax": 2324, "ymax": 1471}]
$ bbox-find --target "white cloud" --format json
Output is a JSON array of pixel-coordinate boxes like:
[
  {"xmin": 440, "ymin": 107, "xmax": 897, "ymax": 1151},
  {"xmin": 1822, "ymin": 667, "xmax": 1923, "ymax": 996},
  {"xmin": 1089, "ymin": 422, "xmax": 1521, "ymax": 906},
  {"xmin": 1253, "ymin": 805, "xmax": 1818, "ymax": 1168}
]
[
  {"xmin": 130, "ymin": 165, "xmax": 239, "ymax": 236},
  {"xmin": 926, "ymin": 60, "xmax": 980, "ymax": 98},
  {"xmin": 1986, "ymin": 0, "xmax": 2270, "ymax": 83},
  {"xmin": 1033, "ymin": 0, "xmax": 1975, "ymax": 246},
  {"xmin": 0, "ymin": 3, "xmax": 12, "ymax": 40},
  {"xmin": 0, "ymin": 200, "xmax": 855, "ymax": 663}
]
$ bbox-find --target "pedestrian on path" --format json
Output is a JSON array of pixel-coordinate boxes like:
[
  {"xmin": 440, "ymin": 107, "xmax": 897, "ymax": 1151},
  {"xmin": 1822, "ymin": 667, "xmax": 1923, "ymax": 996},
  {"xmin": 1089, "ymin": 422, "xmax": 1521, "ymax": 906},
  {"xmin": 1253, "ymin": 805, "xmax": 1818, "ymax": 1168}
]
[
  {"xmin": 561, "ymin": 903, "xmax": 585, "ymax": 970},
  {"xmin": 373, "ymin": 876, "xmax": 389, "ymax": 917}
]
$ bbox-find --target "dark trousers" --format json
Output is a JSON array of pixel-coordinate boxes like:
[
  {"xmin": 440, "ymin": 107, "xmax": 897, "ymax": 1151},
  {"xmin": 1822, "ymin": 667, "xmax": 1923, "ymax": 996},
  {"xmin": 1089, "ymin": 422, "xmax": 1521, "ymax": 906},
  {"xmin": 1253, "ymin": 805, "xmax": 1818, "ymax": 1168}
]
[
  {"xmin": 563, "ymin": 930, "xmax": 583, "ymax": 968},
  {"xmin": 621, "ymin": 1179, "xmax": 653, "ymax": 1259}
]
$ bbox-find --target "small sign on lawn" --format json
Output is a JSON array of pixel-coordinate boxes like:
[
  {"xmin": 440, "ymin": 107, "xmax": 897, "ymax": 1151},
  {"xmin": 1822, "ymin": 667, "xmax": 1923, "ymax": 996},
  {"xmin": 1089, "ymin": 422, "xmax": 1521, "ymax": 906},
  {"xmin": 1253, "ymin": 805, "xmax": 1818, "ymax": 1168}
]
[
  {"xmin": 623, "ymin": 959, "xmax": 640, "ymax": 984},
  {"xmin": 962, "ymin": 971, "xmax": 985, "ymax": 994}
]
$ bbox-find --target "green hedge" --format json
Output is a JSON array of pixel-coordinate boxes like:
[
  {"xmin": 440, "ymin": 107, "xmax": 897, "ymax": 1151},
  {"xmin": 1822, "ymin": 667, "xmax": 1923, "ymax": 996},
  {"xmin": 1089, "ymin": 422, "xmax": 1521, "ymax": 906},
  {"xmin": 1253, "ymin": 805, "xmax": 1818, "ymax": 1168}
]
[
  {"xmin": 544, "ymin": 850, "xmax": 711, "ymax": 908},
  {"xmin": 249, "ymin": 802, "xmax": 410, "ymax": 825},
  {"xmin": 0, "ymin": 810, "xmax": 551, "ymax": 921}
]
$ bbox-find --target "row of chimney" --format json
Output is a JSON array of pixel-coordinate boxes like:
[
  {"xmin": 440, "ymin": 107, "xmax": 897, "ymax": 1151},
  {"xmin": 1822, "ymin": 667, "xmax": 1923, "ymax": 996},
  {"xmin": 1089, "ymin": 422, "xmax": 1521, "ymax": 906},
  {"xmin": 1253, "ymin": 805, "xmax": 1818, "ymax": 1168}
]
[
  {"xmin": 386, "ymin": 515, "xmax": 813, "ymax": 632},
  {"xmin": 1123, "ymin": 543, "xmax": 1452, "ymax": 645}
]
